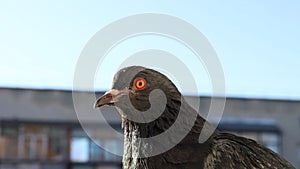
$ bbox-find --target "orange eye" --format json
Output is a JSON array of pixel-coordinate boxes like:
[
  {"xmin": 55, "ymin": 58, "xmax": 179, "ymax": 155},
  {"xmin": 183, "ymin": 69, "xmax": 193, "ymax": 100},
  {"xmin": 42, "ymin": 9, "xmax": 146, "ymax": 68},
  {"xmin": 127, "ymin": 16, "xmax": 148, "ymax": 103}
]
[{"xmin": 134, "ymin": 78, "xmax": 147, "ymax": 90}]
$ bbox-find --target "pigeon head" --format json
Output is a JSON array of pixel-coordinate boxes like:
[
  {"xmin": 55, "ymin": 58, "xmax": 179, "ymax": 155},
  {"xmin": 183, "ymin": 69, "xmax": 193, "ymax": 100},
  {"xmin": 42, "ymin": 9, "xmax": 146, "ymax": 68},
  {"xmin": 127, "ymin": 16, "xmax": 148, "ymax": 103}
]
[{"xmin": 95, "ymin": 66, "xmax": 181, "ymax": 118}]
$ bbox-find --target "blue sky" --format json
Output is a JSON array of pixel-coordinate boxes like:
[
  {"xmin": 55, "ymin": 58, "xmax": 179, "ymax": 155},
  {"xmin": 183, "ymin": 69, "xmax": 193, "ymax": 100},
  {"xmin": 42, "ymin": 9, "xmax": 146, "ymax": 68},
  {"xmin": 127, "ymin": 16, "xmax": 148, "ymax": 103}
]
[{"xmin": 0, "ymin": 1, "xmax": 299, "ymax": 99}]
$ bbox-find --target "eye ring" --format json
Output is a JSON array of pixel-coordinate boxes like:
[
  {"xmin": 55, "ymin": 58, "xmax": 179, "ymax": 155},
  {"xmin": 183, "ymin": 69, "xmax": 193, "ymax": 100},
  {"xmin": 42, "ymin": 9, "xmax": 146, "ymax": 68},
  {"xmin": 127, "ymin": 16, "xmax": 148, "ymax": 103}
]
[{"xmin": 134, "ymin": 78, "xmax": 147, "ymax": 90}]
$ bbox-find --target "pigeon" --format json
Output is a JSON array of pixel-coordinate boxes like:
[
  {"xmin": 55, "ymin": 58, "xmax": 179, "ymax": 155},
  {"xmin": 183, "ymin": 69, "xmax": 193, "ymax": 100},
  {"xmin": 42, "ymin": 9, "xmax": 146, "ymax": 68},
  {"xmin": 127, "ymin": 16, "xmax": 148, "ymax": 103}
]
[{"xmin": 95, "ymin": 66, "xmax": 295, "ymax": 169}]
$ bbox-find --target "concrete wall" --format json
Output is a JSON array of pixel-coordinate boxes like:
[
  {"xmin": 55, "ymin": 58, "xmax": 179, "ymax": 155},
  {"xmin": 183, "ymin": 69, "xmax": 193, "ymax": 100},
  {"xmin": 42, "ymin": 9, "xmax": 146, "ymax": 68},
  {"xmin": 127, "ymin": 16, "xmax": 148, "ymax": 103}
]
[
  {"xmin": 0, "ymin": 88, "xmax": 121, "ymax": 123},
  {"xmin": 0, "ymin": 88, "xmax": 299, "ymax": 167},
  {"xmin": 220, "ymin": 97, "xmax": 300, "ymax": 166}
]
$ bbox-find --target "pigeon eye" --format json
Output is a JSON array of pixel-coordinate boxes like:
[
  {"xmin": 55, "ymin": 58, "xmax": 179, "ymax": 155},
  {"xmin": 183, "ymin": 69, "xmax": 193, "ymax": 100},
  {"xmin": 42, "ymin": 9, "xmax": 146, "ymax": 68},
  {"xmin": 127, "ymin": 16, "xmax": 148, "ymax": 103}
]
[{"xmin": 134, "ymin": 78, "xmax": 147, "ymax": 90}]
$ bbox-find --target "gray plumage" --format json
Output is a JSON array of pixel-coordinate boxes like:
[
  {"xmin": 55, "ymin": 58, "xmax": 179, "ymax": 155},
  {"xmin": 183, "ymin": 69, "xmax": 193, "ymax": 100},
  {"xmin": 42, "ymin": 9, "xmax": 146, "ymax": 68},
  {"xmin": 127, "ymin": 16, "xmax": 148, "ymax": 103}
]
[{"xmin": 95, "ymin": 66, "xmax": 295, "ymax": 169}]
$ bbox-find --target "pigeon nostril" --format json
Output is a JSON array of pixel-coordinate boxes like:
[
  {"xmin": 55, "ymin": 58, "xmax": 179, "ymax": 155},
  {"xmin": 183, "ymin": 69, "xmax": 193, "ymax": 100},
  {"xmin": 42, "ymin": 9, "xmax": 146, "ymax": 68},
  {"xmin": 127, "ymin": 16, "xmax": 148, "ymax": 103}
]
[{"xmin": 105, "ymin": 94, "xmax": 112, "ymax": 99}]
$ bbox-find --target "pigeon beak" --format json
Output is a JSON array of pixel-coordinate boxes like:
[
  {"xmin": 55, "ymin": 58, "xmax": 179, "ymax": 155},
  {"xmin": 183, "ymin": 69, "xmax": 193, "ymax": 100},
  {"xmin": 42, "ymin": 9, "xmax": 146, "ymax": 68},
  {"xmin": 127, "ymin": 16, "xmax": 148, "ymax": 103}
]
[{"xmin": 94, "ymin": 89, "xmax": 128, "ymax": 108}]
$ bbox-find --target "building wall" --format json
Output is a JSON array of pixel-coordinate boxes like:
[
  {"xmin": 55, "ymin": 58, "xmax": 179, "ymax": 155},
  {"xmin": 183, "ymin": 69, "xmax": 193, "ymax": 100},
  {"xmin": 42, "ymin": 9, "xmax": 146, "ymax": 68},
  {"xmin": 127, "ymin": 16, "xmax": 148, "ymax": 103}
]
[
  {"xmin": 194, "ymin": 96, "xmax": 300, "ymax": 167},
  {"xmin": 0, "ymin": 88, "xmax": 299, "ymax": 168},
  {"xmin": 220, "ymin": 98, "xmax": 300, "ymax": 166}
]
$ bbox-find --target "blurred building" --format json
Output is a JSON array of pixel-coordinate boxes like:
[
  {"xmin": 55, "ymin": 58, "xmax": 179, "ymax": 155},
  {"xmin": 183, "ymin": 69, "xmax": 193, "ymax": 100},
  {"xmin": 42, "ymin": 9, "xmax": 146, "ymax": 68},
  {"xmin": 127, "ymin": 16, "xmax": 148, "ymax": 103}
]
[{"xmin": 0, "ymin": 88, "xmax": 299, "ymax": 169}]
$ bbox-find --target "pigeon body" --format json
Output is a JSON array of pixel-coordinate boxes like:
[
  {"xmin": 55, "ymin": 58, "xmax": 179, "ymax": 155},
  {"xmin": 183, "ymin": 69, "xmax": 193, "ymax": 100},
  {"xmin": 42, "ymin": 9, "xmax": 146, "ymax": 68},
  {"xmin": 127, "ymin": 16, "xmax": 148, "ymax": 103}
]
[{"xmin": 95, "ymin": 66, "xmax": 295, "ymax": 169}]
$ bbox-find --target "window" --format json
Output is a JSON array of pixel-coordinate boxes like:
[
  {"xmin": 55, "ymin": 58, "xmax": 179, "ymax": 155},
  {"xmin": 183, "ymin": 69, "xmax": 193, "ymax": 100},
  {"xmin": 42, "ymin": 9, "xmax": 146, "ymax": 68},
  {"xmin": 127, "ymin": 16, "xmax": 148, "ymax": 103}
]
[
  {"xmin": 236, "ymin": 131, "xmax": 281, "ymax": 154},
  {"xmin": 102, "ymin": 139, "xmax": 122, "ymax": 161},
  {"xmin": 71, "ymin": 127, "xmax": 122, "ymax": 163},
  {"xmin": 18, "ymin": 125, "xmax": 48, "ymax": 159},
  {"xmin": 71, "ymin": 137, "xmax": 89, "ymax": 162},
  {"xmin": 71, "ymin": 128, "xmax": 89, "ymax": 162},
  {"xmin": 218, "ymin": 118, "xmax": 282, "ymax": 155},
  {"xmin": 0, "ymin": 125, "xmax": 18, "ymax": 159},
  {"xmin": 90, "ymin": 140, "xmax": 102, "ymax": 161},
  {"xmin": 91, "ymin": 139, "xmax": 122, "ymax": 162},
  {"xmin": 87, "ymin": 127, "xmax": 122, "ymax": 162},
  {"xmin": 260, "ymin": 132, "xmax": 280, "ymax": 153},
  {"xmin": 0, "ymin": 124, "xmax": 68, "ymax": 161},
  {"xmin": 48, "ymin": 127, "xmax": 67, "ymax": 160},
  {"xmin": 238, "ymin": 132, "xmax": 259, "ymax": 141},
  {"xmin": 0, "ymin": 124, "xmax": 122, "ymax": 168}
]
